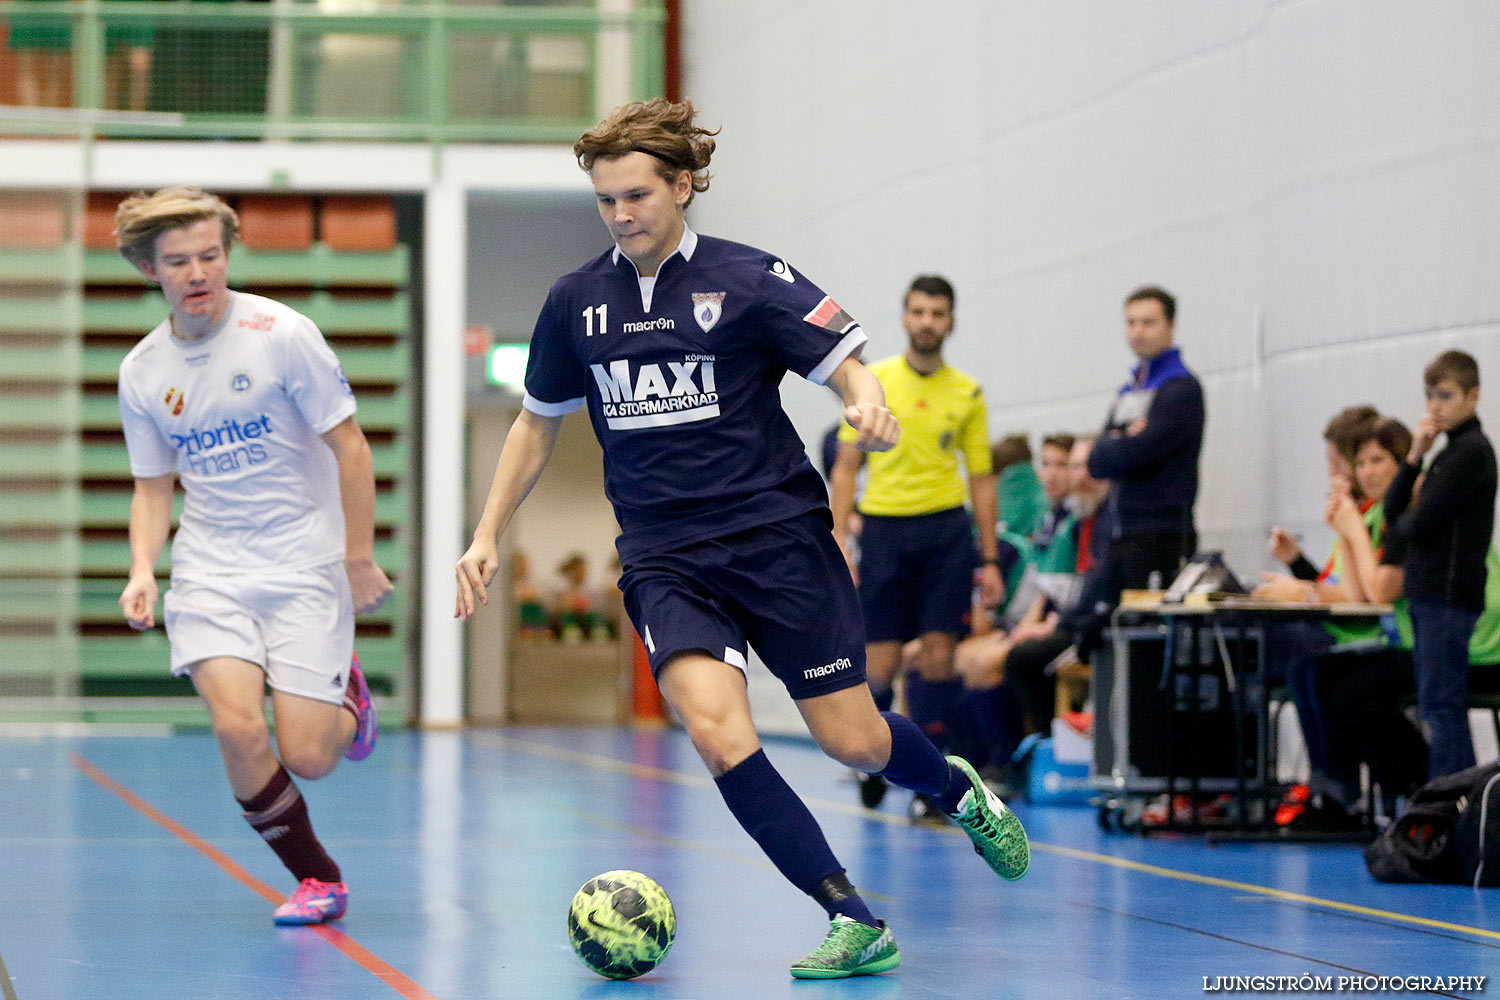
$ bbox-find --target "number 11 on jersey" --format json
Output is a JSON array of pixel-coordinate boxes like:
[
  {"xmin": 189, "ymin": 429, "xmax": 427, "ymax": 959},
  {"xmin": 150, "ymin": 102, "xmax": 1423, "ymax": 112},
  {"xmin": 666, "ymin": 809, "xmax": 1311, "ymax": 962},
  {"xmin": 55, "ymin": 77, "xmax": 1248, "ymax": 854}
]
[{"xmin": 583, "ymin": 303, "xmax": 609, "ymax": 337}]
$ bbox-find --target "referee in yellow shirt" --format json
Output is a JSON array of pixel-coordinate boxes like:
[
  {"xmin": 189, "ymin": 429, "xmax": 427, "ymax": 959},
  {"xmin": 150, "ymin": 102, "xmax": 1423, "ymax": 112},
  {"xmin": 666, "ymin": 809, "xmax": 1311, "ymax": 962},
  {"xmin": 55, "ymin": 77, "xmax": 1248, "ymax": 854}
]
[{"xmin": 831, "ymin": 275, "xmax": 1003, "ymax": 816}]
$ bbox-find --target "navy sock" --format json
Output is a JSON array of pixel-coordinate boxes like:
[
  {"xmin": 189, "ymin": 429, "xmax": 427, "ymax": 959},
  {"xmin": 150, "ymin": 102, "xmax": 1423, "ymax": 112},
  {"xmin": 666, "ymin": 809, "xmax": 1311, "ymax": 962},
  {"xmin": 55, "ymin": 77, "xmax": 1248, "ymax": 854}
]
[
  {"xmin": 811, "ymin": 871, "xmax": 878, "ymax": 927},
  {"xmin": 871, "ymin": 685, "xmax": 895, "ymax": 714},
  {"xmin": 714, "ymin": 749, "xmax": 876, "ymax": 925},
  {"xmin": 877, "ymin": 711, "xmax": 970, "ymax": 812},
  {"xmin": 907, "ymin": 672, "xmax": 963, "ymax": 752},
  {"xmin": 963, "ymin": 686, "xmax": 1024, "ymax": 767}
]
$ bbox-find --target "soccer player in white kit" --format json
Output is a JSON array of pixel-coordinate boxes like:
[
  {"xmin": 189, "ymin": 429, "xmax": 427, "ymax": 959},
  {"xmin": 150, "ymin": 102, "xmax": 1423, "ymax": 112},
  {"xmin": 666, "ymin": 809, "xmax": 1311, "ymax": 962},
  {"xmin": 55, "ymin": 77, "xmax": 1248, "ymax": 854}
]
[{"xmin": 114, "ymin": 188, "xmax": 393, "ymax": 926}]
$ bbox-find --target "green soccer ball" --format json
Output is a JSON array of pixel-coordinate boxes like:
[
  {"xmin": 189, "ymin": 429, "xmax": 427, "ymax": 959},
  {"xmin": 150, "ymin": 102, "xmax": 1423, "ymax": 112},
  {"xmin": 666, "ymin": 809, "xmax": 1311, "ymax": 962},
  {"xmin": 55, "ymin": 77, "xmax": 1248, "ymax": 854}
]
[{"xmin": 567, "ymin": 870, "xmax": 677, "ymax": 980}]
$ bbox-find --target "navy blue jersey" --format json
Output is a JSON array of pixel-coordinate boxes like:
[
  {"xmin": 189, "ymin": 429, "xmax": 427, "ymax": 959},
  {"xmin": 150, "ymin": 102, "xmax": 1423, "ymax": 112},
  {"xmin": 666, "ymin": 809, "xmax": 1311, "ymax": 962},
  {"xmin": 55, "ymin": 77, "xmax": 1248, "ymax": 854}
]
[{"xmin": 523, "ymin": 228, "xmax": 867, "ymax": 561}]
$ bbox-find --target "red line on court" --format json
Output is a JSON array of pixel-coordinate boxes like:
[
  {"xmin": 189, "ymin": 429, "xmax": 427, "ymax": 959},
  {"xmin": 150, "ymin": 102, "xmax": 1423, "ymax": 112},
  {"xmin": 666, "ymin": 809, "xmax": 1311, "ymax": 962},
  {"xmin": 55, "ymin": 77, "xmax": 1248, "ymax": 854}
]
[{"xmin": 70, "ymin": 753, "xmax": 442, "ymax": 1000}]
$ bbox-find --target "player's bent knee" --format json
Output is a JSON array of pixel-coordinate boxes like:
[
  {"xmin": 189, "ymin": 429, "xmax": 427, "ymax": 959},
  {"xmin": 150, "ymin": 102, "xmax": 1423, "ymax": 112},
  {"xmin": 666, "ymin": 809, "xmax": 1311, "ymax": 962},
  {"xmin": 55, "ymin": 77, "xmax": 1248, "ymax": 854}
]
[
  {"xmin": 211, "ymin": 711, "xmax": 271, "ymax": 758},
  {"xmin": 681, "ymin": 717, "xmax": 758, "ymax": 774},
  {"xmin": 811, "ymin": 722, "xmax": 889, "ymax": 772},
  {"xmin": 278, "ymin": 740, "xmax": 338, "ymax": 781}
]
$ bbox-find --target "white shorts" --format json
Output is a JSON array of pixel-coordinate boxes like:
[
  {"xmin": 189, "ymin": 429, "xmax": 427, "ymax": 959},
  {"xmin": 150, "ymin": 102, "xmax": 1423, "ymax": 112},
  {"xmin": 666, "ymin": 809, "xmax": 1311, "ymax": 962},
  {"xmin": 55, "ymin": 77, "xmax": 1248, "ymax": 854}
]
[{"xmin": 164, "ymin": 561, "xmax": 355, "ymax": 706}]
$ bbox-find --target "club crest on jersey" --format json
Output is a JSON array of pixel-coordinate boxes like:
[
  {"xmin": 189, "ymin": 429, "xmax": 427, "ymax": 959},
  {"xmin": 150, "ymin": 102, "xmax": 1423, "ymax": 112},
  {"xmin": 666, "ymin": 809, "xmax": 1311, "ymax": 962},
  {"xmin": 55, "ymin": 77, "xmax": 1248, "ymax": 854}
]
[
  {"xmin": 162, "ymin": 387, "xmax": 185, "ymax": 416},
  {"xmin": 691, "ymin": 292, "xmax": 725, "ymax": 332},
  {"xmin": 230, "ymin": 371, "xmax": 253, "ymax": 393}
]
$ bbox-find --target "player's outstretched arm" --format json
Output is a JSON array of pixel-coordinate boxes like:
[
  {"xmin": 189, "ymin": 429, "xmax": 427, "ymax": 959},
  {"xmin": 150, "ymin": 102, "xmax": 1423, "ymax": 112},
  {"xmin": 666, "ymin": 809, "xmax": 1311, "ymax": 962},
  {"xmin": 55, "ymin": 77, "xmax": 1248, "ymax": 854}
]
[
  {"xmin": 455, "ymin": 408, "xmax": 564, "ymax": 621},
  {"xmin": 120, "ymin": 473, "xmax": 174, "ymax": 630},
  {"xmin": 323, "ymin": 415, "xmax": 395, "ymax": 614},
  {"xmin": 829, "ymin": 441, "xmax": 865, "ymax": 581},
  {"xmin": 826, "ymin": 356, "xmax": 898, "ymax": 453}
]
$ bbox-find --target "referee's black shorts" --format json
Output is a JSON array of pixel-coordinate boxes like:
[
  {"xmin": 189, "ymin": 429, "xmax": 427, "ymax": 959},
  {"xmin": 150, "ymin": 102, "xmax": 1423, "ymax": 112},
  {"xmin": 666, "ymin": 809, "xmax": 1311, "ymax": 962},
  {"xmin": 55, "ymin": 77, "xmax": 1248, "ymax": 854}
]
[{"xmin": 857, "ymin": 506, "xmax": 979, "ymax": 643}]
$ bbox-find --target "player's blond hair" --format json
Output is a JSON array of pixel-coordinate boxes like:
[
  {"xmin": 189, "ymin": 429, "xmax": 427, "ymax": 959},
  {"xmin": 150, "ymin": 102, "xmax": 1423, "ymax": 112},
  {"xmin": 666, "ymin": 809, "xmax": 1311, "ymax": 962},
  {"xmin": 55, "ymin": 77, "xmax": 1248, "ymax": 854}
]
[
  {"xmin": 115, "ymin": 187, "xmax": 239, "ymax": 267},
  {"xmin": 574, "ymin": 99, "xmax": 718, "ymax": 204}
]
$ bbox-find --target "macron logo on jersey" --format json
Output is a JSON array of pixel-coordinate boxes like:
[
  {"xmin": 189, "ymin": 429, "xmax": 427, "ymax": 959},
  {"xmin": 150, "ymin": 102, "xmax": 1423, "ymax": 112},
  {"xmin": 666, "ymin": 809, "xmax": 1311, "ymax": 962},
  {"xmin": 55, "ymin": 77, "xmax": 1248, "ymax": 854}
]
[{"xmin": 589, "ymin": 354, "xmax": 719, "ymax": 430}]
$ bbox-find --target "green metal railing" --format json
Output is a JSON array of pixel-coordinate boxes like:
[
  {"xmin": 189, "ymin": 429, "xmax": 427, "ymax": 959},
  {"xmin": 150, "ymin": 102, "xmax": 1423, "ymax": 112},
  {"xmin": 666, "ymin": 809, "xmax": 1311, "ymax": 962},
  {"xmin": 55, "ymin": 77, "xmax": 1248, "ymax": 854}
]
[{"xmin": 1, "ymin": 1, "xmax": 665, "ymax": 142}]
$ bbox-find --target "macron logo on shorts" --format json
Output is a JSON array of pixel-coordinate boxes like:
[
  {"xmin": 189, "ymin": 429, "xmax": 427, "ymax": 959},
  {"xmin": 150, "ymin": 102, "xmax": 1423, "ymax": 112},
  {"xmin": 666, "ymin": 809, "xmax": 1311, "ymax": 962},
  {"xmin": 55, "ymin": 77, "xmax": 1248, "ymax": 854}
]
[{"xmin": 803, "ymin": 657, "xmax": 852, "ymax": 680}]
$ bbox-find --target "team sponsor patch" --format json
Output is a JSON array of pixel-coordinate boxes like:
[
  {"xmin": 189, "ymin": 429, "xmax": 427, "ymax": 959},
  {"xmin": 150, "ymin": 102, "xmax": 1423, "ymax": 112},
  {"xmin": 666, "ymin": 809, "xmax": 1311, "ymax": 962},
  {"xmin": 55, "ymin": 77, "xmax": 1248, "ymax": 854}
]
[
  {"xmin": 691, "ymin": 292, "xmax": 725, "ymax": 333},
  {"xmin": 590, "ymin": 355, "xmax": 720, "ymax": 430},
  {"xmin": 802, "ymin": 296, "xmax": 857, "ymax": 335},
  {"xmin": 768, "ymin": 258, "xmax": 795, "ymax": 283}
]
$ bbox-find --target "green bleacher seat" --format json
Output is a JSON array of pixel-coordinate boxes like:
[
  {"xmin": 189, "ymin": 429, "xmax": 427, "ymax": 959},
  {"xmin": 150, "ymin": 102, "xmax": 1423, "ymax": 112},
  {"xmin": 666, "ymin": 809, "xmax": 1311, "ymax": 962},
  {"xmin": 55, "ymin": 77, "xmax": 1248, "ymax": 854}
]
[
  {"xmin": 0, "ymin": 339, "xmax": 78, "ymax": 380},
  {"xmin": 0, "ymin": 439, "xmax": 80, "ymax": 478},
  {"xmin": 0, "ymin": 490, "xmax": 78, "ymax": 526},
  {"xmin": 0, "ymin": 388, "xmax": 81, "ymax": 430}
]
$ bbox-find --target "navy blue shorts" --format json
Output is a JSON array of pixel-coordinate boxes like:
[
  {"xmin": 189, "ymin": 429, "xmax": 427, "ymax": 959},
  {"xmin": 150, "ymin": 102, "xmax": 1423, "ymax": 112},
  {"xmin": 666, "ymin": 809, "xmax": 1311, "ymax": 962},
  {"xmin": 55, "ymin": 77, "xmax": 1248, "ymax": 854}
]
[
  {"xmin": 617, "ymin": 510, "xmax": 867, "ymax": 700},
  {"xmin": 857, "ymin": 506, "xmax": 978, "ymax": 643}
]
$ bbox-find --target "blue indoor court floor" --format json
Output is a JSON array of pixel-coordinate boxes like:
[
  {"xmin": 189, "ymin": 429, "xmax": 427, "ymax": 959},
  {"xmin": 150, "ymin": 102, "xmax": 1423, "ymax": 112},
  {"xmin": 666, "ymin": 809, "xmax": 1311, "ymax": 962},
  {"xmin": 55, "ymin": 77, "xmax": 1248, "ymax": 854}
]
[{"xmin": 1, "ymin": 726, "xmax": 1496, "ymax": 1000}]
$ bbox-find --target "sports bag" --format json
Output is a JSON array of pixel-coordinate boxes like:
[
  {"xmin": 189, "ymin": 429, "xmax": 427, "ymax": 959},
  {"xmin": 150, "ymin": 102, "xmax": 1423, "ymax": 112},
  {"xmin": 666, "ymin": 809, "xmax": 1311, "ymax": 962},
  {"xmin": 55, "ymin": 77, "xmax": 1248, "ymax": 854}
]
[{"xmin": 1364, "ymin": 760, "xmax": 1500, "ymax": 887}]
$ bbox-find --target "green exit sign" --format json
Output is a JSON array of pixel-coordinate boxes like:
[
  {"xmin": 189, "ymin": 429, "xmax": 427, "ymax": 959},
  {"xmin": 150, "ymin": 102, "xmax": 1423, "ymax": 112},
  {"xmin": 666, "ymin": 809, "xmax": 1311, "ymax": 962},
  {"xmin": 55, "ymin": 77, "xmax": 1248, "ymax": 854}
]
[{"xmin": 486, "ymin": 344, "xmax": 530, "ymax": 388}]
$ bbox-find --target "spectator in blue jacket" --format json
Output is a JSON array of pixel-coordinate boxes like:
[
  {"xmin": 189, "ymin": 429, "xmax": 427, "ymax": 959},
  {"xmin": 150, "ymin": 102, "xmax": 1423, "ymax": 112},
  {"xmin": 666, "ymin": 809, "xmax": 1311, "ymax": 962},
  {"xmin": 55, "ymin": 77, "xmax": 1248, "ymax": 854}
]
[{"xmin": 1087, "ymin": 285, "xmax": 1205, "ymax": 605}]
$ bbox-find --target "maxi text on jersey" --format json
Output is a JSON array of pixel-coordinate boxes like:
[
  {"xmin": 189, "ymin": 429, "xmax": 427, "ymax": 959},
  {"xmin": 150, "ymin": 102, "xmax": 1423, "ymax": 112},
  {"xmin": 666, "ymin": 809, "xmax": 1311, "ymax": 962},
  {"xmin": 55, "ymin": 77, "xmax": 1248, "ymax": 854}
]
[{"xmin": 590, "ymin": 353, "xmax": 719, "ymax": 430}]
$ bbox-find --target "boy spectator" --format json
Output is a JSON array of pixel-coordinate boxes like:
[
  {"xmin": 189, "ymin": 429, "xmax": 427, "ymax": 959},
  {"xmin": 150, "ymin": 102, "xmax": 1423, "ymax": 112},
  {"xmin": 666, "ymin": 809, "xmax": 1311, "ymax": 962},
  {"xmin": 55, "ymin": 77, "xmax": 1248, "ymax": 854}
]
[{"xmin": 1383, "ymin": 350, "xmax": 1497, "ymax": 779}]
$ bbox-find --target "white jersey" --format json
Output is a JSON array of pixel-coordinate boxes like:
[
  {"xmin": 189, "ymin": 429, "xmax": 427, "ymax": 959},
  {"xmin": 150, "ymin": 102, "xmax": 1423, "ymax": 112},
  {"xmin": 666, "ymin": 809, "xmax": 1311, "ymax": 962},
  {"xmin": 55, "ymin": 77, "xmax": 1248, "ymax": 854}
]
[{"xmin": 118, "ymin": 290, "xmax": 357, "ymax": 574}]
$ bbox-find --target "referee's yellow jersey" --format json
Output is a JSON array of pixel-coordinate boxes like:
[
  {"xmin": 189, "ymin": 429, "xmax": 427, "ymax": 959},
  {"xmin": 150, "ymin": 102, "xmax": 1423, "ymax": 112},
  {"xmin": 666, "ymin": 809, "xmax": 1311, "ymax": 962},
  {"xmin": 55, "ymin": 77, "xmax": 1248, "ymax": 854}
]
[{"xmin": 839, "ymin": 355, "xmax": 992, "ymax": 516}]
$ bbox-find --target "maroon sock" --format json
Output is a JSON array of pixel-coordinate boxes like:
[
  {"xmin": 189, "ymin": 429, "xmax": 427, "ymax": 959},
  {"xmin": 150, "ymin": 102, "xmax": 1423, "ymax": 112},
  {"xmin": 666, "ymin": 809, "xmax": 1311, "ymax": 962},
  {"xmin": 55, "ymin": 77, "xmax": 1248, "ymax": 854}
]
[{"xmin": 237, "ymin": 766, "xmax": 342, "ymax": 884}]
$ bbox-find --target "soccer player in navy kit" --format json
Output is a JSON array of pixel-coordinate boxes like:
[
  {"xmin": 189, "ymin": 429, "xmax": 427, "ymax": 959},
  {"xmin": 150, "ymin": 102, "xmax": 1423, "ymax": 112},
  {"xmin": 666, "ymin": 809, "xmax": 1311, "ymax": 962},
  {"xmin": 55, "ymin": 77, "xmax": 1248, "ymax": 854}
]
[
  {"xmin": 455, "ymin": 99, "xmax": 1029, "ymax": 979},
  {"xmin": 114, "ymin": 188, "xmax": 390, "ymax": 926}
]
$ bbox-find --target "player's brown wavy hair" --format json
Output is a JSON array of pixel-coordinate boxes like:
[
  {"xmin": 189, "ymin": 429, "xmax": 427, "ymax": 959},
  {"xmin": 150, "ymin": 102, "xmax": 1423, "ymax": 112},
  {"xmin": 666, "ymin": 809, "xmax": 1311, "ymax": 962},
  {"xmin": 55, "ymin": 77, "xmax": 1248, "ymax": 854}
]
[
  {"xmin": 574, "ymin": 99, "xmax": 719, "ymax": 204},
  {"xmin": 115, "ymin": 187, "xmax": 239, "ymax": 267}
]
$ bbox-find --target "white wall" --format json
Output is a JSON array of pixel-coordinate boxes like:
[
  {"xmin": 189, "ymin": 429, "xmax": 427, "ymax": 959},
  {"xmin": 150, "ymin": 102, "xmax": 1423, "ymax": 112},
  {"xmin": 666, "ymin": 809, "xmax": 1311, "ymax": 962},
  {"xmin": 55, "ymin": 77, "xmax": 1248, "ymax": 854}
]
[{"xmin": 682, "ymin": 0, "xmax": 1500, "ymax": 577}]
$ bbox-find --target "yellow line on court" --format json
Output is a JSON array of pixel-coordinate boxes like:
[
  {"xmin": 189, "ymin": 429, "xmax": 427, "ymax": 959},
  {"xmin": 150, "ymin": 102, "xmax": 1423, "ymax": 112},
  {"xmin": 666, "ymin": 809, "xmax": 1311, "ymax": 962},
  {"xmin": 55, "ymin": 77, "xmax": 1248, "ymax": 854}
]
[
  {"xmin": 497, "ymin": 736, "xmax": 1500, "ymax": 943},
  {"xmin": 1029, "ymin": 842, "xmax": 1500, "ymax": 942}
]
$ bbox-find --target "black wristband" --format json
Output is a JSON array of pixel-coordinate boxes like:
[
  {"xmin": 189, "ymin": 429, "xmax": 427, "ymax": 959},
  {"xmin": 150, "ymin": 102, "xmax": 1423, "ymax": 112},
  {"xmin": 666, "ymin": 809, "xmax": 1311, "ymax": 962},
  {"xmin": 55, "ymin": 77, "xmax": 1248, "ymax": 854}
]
[{"xmin": 982, "ymin": 557, "xmax": 1000, "ymax": 567}]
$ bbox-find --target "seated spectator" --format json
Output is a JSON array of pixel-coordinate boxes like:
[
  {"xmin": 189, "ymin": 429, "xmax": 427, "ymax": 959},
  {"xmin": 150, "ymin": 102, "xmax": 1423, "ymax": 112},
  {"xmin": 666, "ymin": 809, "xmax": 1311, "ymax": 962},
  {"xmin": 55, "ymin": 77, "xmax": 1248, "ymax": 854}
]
[
  {"xmin": 1315, "ymin": 418, "xmax": 1500, "ymax": 828},
  {"xmin": 954, "ymin": 434, "xmax": 1109, "ymax": 792},
  {"xmin": 1265, "ymin": 404, "xmax": 1380, "ymax": 584},
  {"xmin": 993, "ymin": 433, "xmax": 1048, "ymax": 537},
  {"xmin": 511, "ymin": 550, "xmax": 549, "ymax": 639},
  {"xmin": 597, "ymin": 554, "xmax": 624, "ymax": 641},
  {"xmin": 1030, "ymin": 432, "xmax": 1077, "ymax": 566},
  {"xmin": 1252, "ymin": 407, "xmax": 1390, "ymax": 821},
  {"xmin": 549, "ymin": 552, "xmax": 597, "ymax": 642},
  {"xmin": 1253, "ymin": 417, "xmax": 1406, "ymax": 829}
]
